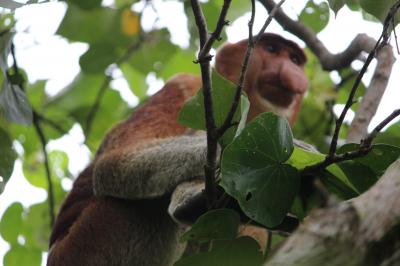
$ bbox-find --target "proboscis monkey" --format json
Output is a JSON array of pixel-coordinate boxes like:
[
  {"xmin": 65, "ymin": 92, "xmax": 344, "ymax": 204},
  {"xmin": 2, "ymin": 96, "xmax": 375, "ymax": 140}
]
[{"xmin": 47, "ymin": 33, "xmax": 308, "ymax": 266}]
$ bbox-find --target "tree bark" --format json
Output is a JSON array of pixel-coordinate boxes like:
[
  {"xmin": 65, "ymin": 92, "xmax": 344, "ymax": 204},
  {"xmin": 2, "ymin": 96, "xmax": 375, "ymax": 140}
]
[{"xmin": 264, "ymin": 159, "xmax": 400, "ymax": 266}]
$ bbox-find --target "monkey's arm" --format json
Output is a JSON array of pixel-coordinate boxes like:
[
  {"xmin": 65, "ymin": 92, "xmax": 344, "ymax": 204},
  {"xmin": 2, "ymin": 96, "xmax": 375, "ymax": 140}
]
[{"xmin": 93, "ymin": 134, "xmax": 207, "ymax": 200}]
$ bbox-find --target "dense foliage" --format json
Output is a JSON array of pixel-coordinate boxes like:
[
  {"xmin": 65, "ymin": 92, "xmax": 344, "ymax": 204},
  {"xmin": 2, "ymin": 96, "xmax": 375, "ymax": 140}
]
[{"xmin": 0, "ymin": 0, "xmax": 399, "ymax": 265}]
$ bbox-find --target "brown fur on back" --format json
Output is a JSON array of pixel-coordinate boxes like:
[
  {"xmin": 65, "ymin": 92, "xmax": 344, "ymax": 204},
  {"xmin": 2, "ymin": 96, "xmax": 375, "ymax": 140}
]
[{"xmin": 48, "ymin": 74, "xmax": 201, "ymax": 265}]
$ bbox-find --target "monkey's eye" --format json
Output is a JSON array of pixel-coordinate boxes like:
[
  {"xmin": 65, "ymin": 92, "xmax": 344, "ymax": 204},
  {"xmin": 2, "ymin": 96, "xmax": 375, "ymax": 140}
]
[
  {"xmin": 265, "ymin": 44, "xmax": 279, "ymax": 54},
  {"xmin": 290, "ymin": 54, "xmax": 300, "ymax": 65}
]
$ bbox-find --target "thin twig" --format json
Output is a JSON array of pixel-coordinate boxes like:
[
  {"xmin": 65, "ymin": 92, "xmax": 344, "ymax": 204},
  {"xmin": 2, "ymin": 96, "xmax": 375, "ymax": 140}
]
[
  {"xmin": 392, "ymin": 19, "xmax": 400, "ymax": 54},
  {"xmin": 84, "ymin": 36, "xmax": 146, "ymax": 139},
  {"xmin": 255, "ymin": 0, "xmax": 285, "ymax": 44},
  {"xmin": 197, "ymin": 0, "xmax": 232, "ymax": 60},
  {"xmin": 328, "ymin": 2, "xmax": 400, "ymax": 157},
  {"xmin": 190, "ymin": 0, "xmax": 232, "ymax": 207},
  {"xmin": 84, "ymin": 75, "xmax": 112, "ymax": 138},
  {"xmin": 217, "ymin": 0, "xmax": 256, "ymax": 137},
  {"xmin": 218, "ymin": 0, "xmax": 285, "ymax": 137},
  {"xmin": 303, "ymin": 109, "xmax": 400, "ymax": 174},
  {"xmin": 32, "ymin": 113, "xmax": 55, "ymax": 227},
  {"xmin": 328, "ymin": 40, "xmax": 383, "ymax": 157},
  {"xmin": 34, "ymin": 111, "xmax": 68, "ymax": 135},
  {"xmin": 10, "ymin": 44, "xmax": 55, "ymax": 227},
  {"xmin": 364, "ymin": 109, "xmax": 400, "ymax": 145}
]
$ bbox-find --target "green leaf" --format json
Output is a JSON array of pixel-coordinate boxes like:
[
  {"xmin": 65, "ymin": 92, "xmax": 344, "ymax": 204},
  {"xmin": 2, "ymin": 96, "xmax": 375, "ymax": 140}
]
[
  {"xmin": 374, "ymin": 122, "xmax": 400, "ymax": 147},
  {"xmin": 287, "ymin": 146, "xmax": 325, "ymax": 170},
  {"xmin": 67, "ymin": 0, "xmax": 102, "ymax": 10},
  {"xmin": 326, "ymin": 163, "xmax": 358, "ymax": 192},
  {"xmin": 47, "ymin": 74, "xmax": 105, "ymax": 111},
  {"xmin": 179, "ymin": 70, "xmax": 248, "ymax": 147},
  {"xmin": 175, "ymin": 237, "xmax": 263, "ymax": 266},
  {"xmin": 120, "ymin": 63, "xmax": 147, "ymax": 100},
  {"xmin": 299, "ymin": 0, "xmax": 330, "ymax": 33},
  {"xmin": 338, "ymin": 143, "xmax": 400, "ymax": 176},
  {"xmin": 288, "ymin": 144, "xmax": 359, "ymax": 197},
  {"xmin": 4, "ymin": 245, "xmax": 41, "ymax": 266},
  {"xmin": 346, "ymin": 0, "xmax": 361, "ymax": 10},
  {"xmin": 360, "ymin": 0, "xmax": 399, "ymax": 24},
  {"xmin": 293, "ymin": 97, "xmax": 330, "ymax": 151},
  {"xmin": 21, "ymin": 202, "xmax": 52, "ymax": 251},
  {"xmin": 221, "ymin": 113, "xmax": 300, "ymax": 227},
  {"xmin": 159, "ymin": 49, "xmax": 199, "ymax": 80},
  {"xmin": 337, "ymin": 68, "xmax": 366, "ymax": 111},
  {"xmin": 0, "ymin": 31, "xmax": 14, "ymax": 72},
  {"xmin": 0, "ymin": 82, "xmax": 33, "ymax": 125},
  {"xmin": 0, "ymin": 127, "xmax": 17, "ymax": 192},
  {"xmin": 115, "ymin": 0, "xmax": 137, "ymax": 7},
  {"xmin": 0, "ymin": 0, "xmax": 23, "ymax": 9},
  {"xmin": 338, "ymin": 160, "xmax": 377, "ymax": 193},
  {"xmin": 202, "ymin": 1, "xmax": 221, "ymax": 31},
  {"xmin": 57, "ymin": 5, "xmax": 115, "ymax": 43},
  {"xmin": 0, "ymin": 203, "xmax": 23, "ymax": 244},
  {"xmin": 80, "ymin": 42, "xmax": 119, "ymax": 73},
  {"xmin": 129, "ymin": 30, "xmax": 178, "ymax": 76},
  {"xmin": 180, "ymin": 209, "xmax": 240, "ymax": 243},
  {"xmin": 25, "ymin": 80, "xmax": 46, "ymax": 110},
  {"xmin": 57, "ymin": 5, "xmax": 131, "ymax": 47},
  {"xmin": 23, "ymin": 150, "xmax": 69, "ymax": 189},
  {"xmin": 328, "ymin": 0, "xmax": 346, "ymax": 15},
  {"xmin": 319, "ymin": 170, "xmax": 359, "ymax": 199},
  {"xmin": 47, "ymin": 73, "xmax": 129, "ymax": 149}
]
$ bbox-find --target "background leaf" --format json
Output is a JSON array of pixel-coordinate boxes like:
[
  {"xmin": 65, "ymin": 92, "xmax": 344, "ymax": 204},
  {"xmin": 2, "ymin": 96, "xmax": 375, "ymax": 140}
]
[
  {"xmin": 180, "ymin": 209, "xmax": 240, "ymax": 243},
  {"xmin": 175, "ymin": 237, "xmax": 263, "ymax": 266},
  {"xmin": 0, "ymin": 83, "xmax": 33, "ymax": 125}
]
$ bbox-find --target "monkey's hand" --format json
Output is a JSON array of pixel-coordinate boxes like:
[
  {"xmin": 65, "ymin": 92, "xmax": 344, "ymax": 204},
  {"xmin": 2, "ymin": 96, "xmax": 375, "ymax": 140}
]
[
  {"xmin": 168, "ymin": 180, "xmax": 207, "ymax": 224},
  {"xmin": 92, "ymin": 134, "xmax": 207, "ymax": 200}
]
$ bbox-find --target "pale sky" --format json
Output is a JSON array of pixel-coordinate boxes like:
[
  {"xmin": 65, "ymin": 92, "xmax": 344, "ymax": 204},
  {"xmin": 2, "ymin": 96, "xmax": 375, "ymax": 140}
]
[{"xmin": 0, "ymin": 0, "xmax": 399, "ymax": 263}]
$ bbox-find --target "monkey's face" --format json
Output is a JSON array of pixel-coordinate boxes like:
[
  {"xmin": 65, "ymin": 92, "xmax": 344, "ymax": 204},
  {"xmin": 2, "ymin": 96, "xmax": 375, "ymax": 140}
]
[
  {"xmin": 245, "ymin": 34, "xmax": 308, "ymax": 123},
  {"xmin": 215, "ymin": 33, "xmax": 308, "ymax": 125}
]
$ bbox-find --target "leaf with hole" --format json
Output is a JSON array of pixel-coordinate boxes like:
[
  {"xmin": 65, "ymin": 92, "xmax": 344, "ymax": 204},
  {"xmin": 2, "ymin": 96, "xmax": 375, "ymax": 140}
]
[{"xmin": 221, "ymin": 113, "xmax": 300, "ymax": 227}]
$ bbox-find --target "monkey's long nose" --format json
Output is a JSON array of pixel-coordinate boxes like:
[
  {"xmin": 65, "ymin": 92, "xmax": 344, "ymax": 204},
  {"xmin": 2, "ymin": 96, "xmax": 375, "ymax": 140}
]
[{"xmin": 280, "ymin": 62, "xmax": 308, "ymax": 94}]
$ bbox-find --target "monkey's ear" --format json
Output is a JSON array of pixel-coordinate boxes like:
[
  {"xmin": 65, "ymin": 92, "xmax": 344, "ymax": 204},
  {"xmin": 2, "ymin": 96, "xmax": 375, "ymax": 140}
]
[{"xmin": 215, "ymin": 42, "xmax": 247, "ymax": 84}]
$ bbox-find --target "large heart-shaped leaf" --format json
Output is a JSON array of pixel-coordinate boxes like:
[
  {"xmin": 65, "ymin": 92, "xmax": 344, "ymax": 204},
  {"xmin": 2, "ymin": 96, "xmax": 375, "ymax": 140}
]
[{"xmin": 221, "ymin": 113, "xmax": 300, "ymax": 227}]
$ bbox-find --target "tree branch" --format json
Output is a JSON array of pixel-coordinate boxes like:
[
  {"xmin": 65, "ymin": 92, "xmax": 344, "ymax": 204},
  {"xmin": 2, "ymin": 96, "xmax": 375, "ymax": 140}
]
[
  {"xmin": 190, "ymin": 0, "xmax": 232, "ymax": 207},
  {"xmin": 265, "ymin": 159, "xmax": 400, "ymax": 266},
  {"xmin": 347, "ymin": 45, "xmax": 395, "ymax": 142},
  {"xmin": 303, "ymin": 109, "xmax": 400, "ymax": 175},
  {"xmin": 10, "ymin": 43, "xmax": 55, "ymax": 227},
  {"xmin": 218, "ymin": 0, "xmax": 286, "ymax": 137},
  {"xmin": 84, "ymin": 36, "xmax": 146, "ymax": 140}
]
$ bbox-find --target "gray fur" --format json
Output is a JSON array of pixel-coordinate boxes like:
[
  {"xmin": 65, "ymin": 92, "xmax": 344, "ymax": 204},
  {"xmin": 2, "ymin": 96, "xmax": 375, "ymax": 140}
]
[{"xmin": 93, "ymin": 135, "xmax": 207, "ymax": 200}]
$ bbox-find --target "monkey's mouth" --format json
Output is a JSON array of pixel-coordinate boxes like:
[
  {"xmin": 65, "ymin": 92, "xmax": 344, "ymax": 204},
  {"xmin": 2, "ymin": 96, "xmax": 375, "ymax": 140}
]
[{"xmin": 257, "ymin": 82, "xmax": 297, "ymax": 107}]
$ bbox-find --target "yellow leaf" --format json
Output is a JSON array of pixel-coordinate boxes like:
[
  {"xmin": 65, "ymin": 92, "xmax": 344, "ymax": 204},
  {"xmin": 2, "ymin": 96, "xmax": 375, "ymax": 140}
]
[{"xmin": 121, "ymin": 9, "xmax": 140, "ymax": 36}]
